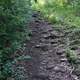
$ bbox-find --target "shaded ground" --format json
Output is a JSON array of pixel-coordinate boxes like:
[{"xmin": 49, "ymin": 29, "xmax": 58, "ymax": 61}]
[
  {"xmin": 12, "ymin": 14, "xmax": 79, "ymax": 80},
  {"xmin": 23, "ymin": 15, "xmax": 79, "ymax": 80}
]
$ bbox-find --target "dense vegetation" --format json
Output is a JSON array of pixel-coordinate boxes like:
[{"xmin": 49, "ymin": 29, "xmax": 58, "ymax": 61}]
[
  {"xmin": 0, "ymin": 0, "xmax": 31, "ymax": 79},
  {"xmin": 32, "ymin": 0, "xmax": 80, "ymax": 27},
  {"xmin": 0, "ymin": 0, "xmax": 80, "ymax": 79}
]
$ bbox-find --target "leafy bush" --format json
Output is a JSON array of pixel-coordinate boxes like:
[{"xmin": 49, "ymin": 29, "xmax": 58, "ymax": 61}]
[
  {"xmin": 32, "ymin": 0, "xmax": 80, "ymax": 27},
  {"xmin": 0, "ymin": 0, "xmax": 31, "ymax": 79}
]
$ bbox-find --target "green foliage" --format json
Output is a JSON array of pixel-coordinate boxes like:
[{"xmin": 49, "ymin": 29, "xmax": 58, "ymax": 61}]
[
  {"xmin": 65, "ymin": 28, "xmax": 80, "ymax": 63},
  {"xmin": 0, "ymin": 0, "xmax": 32, "ymax": 79},
  {"xmin": 32, "ymin": 0, "xmax": 80, "ymax": 27},
  {"xmin": 66, "ymin": 49, "xmax": 78, "ymax": 64}
]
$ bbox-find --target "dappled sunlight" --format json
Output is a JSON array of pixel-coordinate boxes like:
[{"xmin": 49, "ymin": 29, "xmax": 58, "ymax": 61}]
[
  {"xmin": 48, "ymin": 13, "xmax": 60, "ymax": 23},
  {"xmin": 37, "ymin": 0, "xmax": 45, "ymax": 6},
  {"xmin": 32, "ymin": 0, "xmax": 80, "ymax": 27},
  {"xmin": 31, "ymin": 0, "xmax": 46, "ymax": 10},
  {"xmin": 55, "ymin": 0, "xmax": 68, "ymax": 6},
  {"xmin": 49, "ymin": 14, "xmax": 54, "ymax": 19}
]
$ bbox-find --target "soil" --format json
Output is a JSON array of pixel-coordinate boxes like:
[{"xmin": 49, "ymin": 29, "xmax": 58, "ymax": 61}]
[
  {"xmin": 12, "ymin": 14, "xmax": 79, "ymax": 80},
  {"xmin": 25, "ymin": 14, "xmax": 80, "ymax": 80}
]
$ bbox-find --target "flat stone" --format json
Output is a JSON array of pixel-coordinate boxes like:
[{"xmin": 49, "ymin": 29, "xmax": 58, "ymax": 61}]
[
  {"xmin": 54, "ymin": 66, "xmax": 60, "ymax": 71},
  {"xmin": 49, "ymin": 50, "xmax": 53, "ymax": 52},
  {"xmin": 54, "ymin": 66, "xmax": 66, "ymax": 73},
  {"xmin": 56, "ymin": 49, "xmax": 65, "ymax": 55},
  {"xmin": 40, "ymin": 39, "xmax": 45, "ymax": 42},
  {"xmin": 35, "ymin": 44, "xmax": 42, "ymax": 48},
  {"xmin": 32, "ymin": 73, "xmax": 49, "ymax": 79},
  {"xmin": 60, "ymin": 54, "xmax": 66, "ymax": 57},
  {"xmin": 42, "ymin": 34, "xmax": 51, "ymax": 39},
  {"xmin": 35, "ymin": 44, "xmax": 50, "ymax": 51},
  {"xmin": 35, "ymin": 43, "xmax": 48, "ymax": 48},
  {"xmin": 42, "ymin": 52, "xmax": 49, "ymax": 55},
  {"xmin": 46, "ymin": 65, "xmax": 54, "ymax": 70},
  {"xmin": 60, "ymin": 58, "xmax": 68, "ymax": 62},
  {"xmin": 50, "ymin": 31, "xmax": 64, "ymax": 37}
]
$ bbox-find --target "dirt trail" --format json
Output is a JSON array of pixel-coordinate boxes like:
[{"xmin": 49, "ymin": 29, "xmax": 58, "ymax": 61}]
[{"xmin": 23, "ymin": 16, "xmax": 79, "ymax": 80}]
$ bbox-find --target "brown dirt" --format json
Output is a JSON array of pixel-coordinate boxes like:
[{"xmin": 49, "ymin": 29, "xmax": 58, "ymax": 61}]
[
  {"xmin": 24, "ymin": 15, "xmax": 79, "ymax": 80},
  {"xmin": 12, "ymin": 15, "xmax": 79, "ymax": 80}
]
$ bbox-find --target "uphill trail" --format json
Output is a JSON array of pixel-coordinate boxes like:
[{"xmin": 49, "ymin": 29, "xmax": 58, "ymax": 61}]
[{"xmin": 23, "ymin": 14, "xmax": 79, "ymax": 80}]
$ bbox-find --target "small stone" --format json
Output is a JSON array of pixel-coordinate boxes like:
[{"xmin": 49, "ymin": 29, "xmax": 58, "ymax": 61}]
[
  {"xmin": 40, "ymin": 39, "xmax": 45, "ymax": 42},
  {"xmin": 60, "ymin": 54, "xmax": 65, "ymax": 57},
  {"xmin": 35, "ymin": 44, "xmax": 50, "ymax": 51},
  {"xmin": 32, "ymin": 73, "xmax": 49, "ymax": 79},
  {"xmin": 56, "ymin": 49, "xmax": 65, "ymax": 55},
  {"xmin": 35, "ymin": 44, "xmax": 41, "ymax": 48},
  {"xmin": 46, "ymin": 65, "xmax": 54, "ymax": 70},
  {"xmin": 35, "ymin": 43, "xmax": 46, "ymax": 48},
  {"xmin": 49, "ymin": 50, "xmax": 53, "ymax": 53},
  {"xmin": 42, "ymin": 34, "xmax": 51, "ymax": 39},
  {"xmin": 54, "ymin": 66, "xmax": 66, "ymax": 72},
  {"xmin": 54, "ymin": 66, "xmax": 60, "ymax": 71},
  {"xmin": 42, "ymin": 52, "xmax": 48, "ymax": 55},
  {"xmin": 60, "ymin": 58, "xmax": 68, "ymax": 62}
]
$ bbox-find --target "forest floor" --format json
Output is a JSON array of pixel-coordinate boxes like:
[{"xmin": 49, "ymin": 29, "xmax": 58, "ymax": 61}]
[
  {"xmin": 25, "ymin": 13, "xmax": 80, "ymax": 80},
  {"xmin": 12, "ymin": 13, "xmax": 80, "ymax": 80}
]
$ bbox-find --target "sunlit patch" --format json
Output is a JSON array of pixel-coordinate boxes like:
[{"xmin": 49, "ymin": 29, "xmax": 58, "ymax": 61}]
[
  {"xmin": 48, "ymin": 13, "xmax": 58, "ymax": 23},
  {"xmin": 49, "ymin": 14, "xmax": 54, "ymax": 19},
  {"xmin": 56, "ymin": 0, "xmax": 68, "ymax": 6},
  {"xmin": 38, "ymin": 0, "xmax": 45, "ymax": 6}
]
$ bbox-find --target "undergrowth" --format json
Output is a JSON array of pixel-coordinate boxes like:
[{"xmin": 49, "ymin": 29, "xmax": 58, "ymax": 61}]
[
  {"xmin": 0, "ymin": 0, "xmax": 32, "ymax": 79},
  {"xmin": 32, "ymin": 0, "xmax": 80, "ymax": 27}
]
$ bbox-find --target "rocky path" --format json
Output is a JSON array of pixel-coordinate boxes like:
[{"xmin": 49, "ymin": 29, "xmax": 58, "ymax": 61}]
[{"xmin": 24, "ymin": 16, "xmax": 79, "ymax": 80}]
